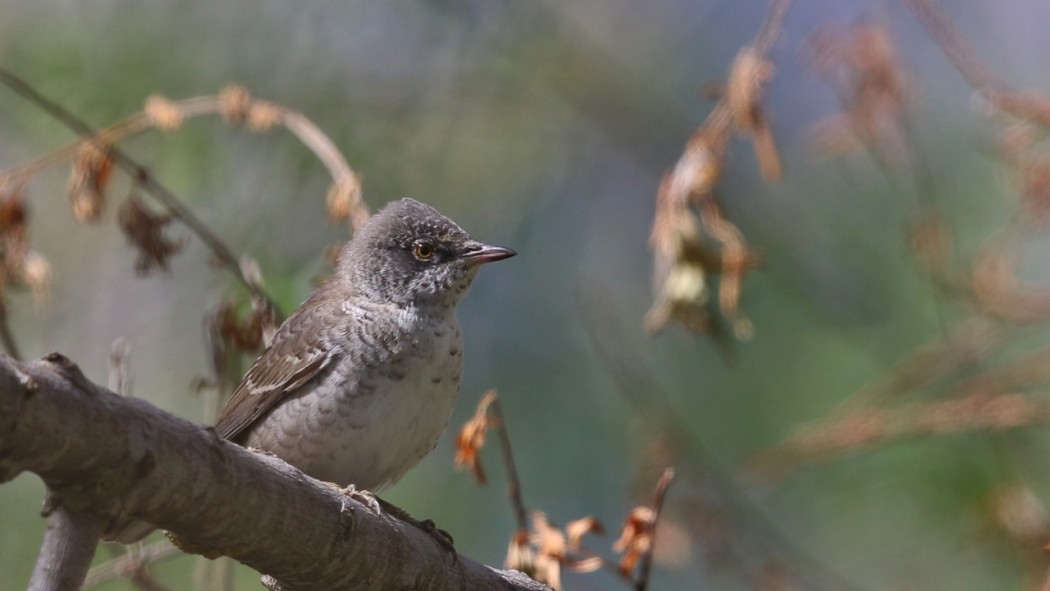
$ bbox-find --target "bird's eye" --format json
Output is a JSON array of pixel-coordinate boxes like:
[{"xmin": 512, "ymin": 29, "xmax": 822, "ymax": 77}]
[{"xmin": 413, "ymin": 241, "xmax": 435, "ymax": 261}]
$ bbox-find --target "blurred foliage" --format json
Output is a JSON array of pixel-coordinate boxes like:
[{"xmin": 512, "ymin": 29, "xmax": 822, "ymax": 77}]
[{"xmin": 4, "ymin": 1, "xmax": 1050, "ymax": 590}]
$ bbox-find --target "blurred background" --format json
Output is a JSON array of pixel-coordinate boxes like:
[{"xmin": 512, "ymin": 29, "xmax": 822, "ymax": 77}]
[{"xmin": 3, "ymin": 1, "xmax": 1050, "ymax": 589}]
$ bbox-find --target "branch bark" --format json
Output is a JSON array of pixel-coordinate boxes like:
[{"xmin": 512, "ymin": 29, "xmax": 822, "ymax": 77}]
[
  {"xmin": 0, "ymin": 352, "xmax": 549, "ymax": 591},
  {"xmin": 27, "ymin": 505, "xmax": 104, "ymax": 591}
]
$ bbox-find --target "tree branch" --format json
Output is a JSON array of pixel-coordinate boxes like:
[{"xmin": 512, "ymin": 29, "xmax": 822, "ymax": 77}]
[
  {"xmin": 27, "ymin": 505, "xmax": 104, "ymax": 591},
  {"xmin": 0, "ymin": 352, "xmax": 549, "ymax": 591}
]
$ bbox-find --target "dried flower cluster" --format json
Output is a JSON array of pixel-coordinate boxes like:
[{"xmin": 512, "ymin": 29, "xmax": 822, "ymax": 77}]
[
  {"xmin": 68, "ymin": 140, "xmax": 114, "ymax": 222},
  {"xmin": 454, "ymin": 389, "xmax": 497, "ymax": 484},
  {"xmin": 205, "ymin": 294, "xmax": 277, "ymax": 388},
  {"xmin": 807, "ymin": 23, "xmax": 911, "ymax": 159},
  {"xmin": 511, "ymin": 512, "xmax": 604, "ymax": 590},
  {"xmin": 457, "ymin": 390, "xmax": 675, "ymax": 590},
  {"xmin": 646, "ymin": 1, "xmax": 788, "ymax": 340},
  {"xmin": 117, "ymin": 193, "xmax": 185, "ymax": 274},
  {"xmin": 0, "ymin": 184, "xmax": 50, "ymax": 309}
]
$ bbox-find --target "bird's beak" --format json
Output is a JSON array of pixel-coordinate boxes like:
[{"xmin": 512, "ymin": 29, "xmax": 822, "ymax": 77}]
[{"xmin": 459, "ymin": 243, "xmax": 517, "ymax": 266}]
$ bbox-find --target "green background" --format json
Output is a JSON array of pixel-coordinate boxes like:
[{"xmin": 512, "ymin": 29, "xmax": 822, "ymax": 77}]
[{"xmin": 2, "ymin": 1, "xmax": 1050, "ymax": 589}]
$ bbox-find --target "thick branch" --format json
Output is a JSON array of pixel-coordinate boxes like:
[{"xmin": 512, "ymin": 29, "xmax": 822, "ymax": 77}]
[{"xmin": 0, "ymin": 353, "xmax": 549, "ymax": 591}]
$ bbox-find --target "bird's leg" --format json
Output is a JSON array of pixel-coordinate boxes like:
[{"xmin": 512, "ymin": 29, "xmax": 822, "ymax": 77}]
[{"xmin": 374, "ymin": 496, "xmax": 457, "ymax": 564}]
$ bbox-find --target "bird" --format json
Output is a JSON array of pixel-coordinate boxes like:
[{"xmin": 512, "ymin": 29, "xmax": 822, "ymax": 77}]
[
  {"xmin": 213, "ymin": 197, "xmax": 516, "ymax": 492},
  {"xmin": 111, "ymin": 197, "xmax": 515, "ymax": 544}
]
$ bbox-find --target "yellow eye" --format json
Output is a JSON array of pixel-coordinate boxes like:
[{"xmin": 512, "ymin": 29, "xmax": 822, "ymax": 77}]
[{"xmin": 413, "ymin": 242, "xmax": 435, "ymax": 261}]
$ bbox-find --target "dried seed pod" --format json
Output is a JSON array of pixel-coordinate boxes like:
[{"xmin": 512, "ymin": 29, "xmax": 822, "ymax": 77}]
[{"xmin": 68, "ymin": 141, "xmax": 113, "ymax": 222}]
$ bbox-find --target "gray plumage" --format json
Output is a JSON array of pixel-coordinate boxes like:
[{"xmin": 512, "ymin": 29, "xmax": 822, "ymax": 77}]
[{"xmin": 214, "ymin": 198, "xmax": 515, "ymax": 490}]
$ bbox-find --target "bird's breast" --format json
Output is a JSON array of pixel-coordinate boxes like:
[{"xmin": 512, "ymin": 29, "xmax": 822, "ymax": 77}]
[{"xmin": 244, "ymin": 312, "xmax": 464, "ymax": 491}]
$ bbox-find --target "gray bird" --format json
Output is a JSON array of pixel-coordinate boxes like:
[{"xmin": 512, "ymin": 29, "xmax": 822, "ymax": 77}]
[
  {"xmin": 110, "ymin": 198, "xmax": 512, "ymax": 545},
  {"xmin": 214, "ymin": 197, "xmax": 515, "ymax": 492}
]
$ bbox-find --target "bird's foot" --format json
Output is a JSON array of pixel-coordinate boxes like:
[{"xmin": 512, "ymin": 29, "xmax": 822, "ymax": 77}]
[
  {"xmin": 337, "ymin": 483, "xmax": 381, "ymax": 515},
  {"xmin": 375, "ymin": 497, "xmax": 457, "ymax": 564}
]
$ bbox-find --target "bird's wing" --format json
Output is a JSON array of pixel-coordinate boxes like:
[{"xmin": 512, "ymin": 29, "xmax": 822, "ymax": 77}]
[{"xmin": 214, "ymin": 295, "xmax": 337, "ymax": 442}]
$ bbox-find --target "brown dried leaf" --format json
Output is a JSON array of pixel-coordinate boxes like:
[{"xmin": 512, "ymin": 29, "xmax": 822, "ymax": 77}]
[
  {"xmin": 648, "ymin": 118, "xmax": 758, "ymax": 341},
  {"xmin": 806, "ymin": 23, "xmax": 910, "ymax": 157},
  {"xmin": 215, "ymin": 298, "xmax": 270, "ymax": 353},
  {"xmin": 530, "ymin": 512, "xmax": 565, "ymax": 590},
  {"xmin": 20, "ymin": 250, "xmax": 51, "ymax": 309},
  {"xmin": 205, "ymin": 295, "xmax": 275, "ymax": 386},
  {"xmin": 726, "ymin": 47, "xmax": 773, "ymax": 134},
  {"xmin": 565, "ymin": 516, "xmax": 604, "ymax": 551},
  {"xmin": 750, "ymin": 117, "xmax": 782, "ymax": 181},
  {"xmin": 0, "ymin": 184, "xmax": 30, "ymax": 294},
  {"xmin": 567, "ymin": 556, "xmax": 603, "ymax": 574},
  {"xmin": 326, "ymin": 177, "xmax": 367, "ymax": 229},
  {"xmin": 700, "ymin": 200, "xmax": 758, "ymax": 339},
  {"xmin": 117, "ymin": 193, "xmax": 185, "ymax": 274},
  {"xmin": 613, "ymin": 506, "xmax": 656, "ymax": 577},
  {"xmin": 646, "ymin": 169, "xmax": 710, "ymax": 335},
  {"xmin": 68, "ymin": 141, "xmax": 114, "ymax": 222},
  {"xmin": 0, "ymin": 184, "xmax": 28, "ymax": 249},
  {"xmin": 454, "ymin": 390, "xmax": 498, "ymax": 484},
  {"xmin": 726, "ymin": 47, "xmax": 782, "ymax": 181},
  {"xmin": 504, "ymin": 528, "xmax": 534, "ymax": 576}
]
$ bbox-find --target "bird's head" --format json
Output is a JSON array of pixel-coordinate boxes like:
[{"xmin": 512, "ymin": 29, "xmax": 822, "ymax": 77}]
[{"xmin": 338, "ymin": 198, "xmax": 516, "ymax": 310}]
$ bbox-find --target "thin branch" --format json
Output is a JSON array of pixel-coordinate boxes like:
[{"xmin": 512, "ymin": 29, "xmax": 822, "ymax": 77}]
[
  {"xmin": 83, "ymin": 541, "xmax": 180, "ymax": 589},
  {"xmin": 109, "ymin": 338, "xmax": 131, "ymax": 396},
  {"xmin": 904, "ymin": 0, "xmax": 997, "ymax": 92},
  {"xmin": 634, "ymin": 467, "xmax": 674, "ymax": 591},
  {"xmin": 490, "ymin": 394, "xmax": 529, "ymax": 534},
  {"xmin": 0, "ymin": 68, "xmax": 280, "ymax": 314},
  {"xmin": 748, "ymin": 391, "xmax": 1050, "ymax": 481},
  {"xmin": 0, "ymin": 302, "xmax": 22, "ymax": 360},
  {"xmin": 906, "ymin": 0, "xmax": 1050, "ymax": 127},
  {"xmin": 752, "ymin": 0, "xmax": 791, "ymax": 56}
]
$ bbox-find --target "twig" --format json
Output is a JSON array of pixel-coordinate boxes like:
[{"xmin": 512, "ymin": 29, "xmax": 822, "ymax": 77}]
[
  {"xmin": 831, "ymin": 318, "xmax": 999, "ymax": 414},
  {"xmin": 103, "ymin": 339, "xmax": 176, "ymax": 591},
  {"xmin": 752, "ymin": 0, "xmax": 791, "ymax": 55},
  {"xmin": 0, "ymin": 68, "xmax": 280, "ymax": 315},
  {"xmin": 109, "ymin": 338, "xmax": 131, "ymax": 396},
  {"xmin": 82, "ymin": 541, "xmax": 180, "ymax": 589},
  {"xmin": 634, "ymin": 467, "xmax": 674, "ymax": 591},
  {"xmin": 0, "ymin": 302, "xmax": 22, "ymax": 360},
  {"xmin": 906, "ymin": 0, "xmax": 1050, "ymax": 127},
  {"xmin": 904, "ymin": 0, "xmax": 997, "ymax": 92},
  {"xmin": 490, "ymin": 394, "xmax": 529, "ymax": 534},
  {"xmin": 749, "ymin": 391, "xmax": 1050, "ymax": 481}
]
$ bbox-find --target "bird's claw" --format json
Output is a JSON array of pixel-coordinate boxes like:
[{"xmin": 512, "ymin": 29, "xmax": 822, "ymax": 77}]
[
  {"xmin": 339, "ymin": 483, "xmax": 381, "ymax": 514},
  {"xmin": 376, "ymin": 497, "xmax": 458, "ymax": 564}
]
